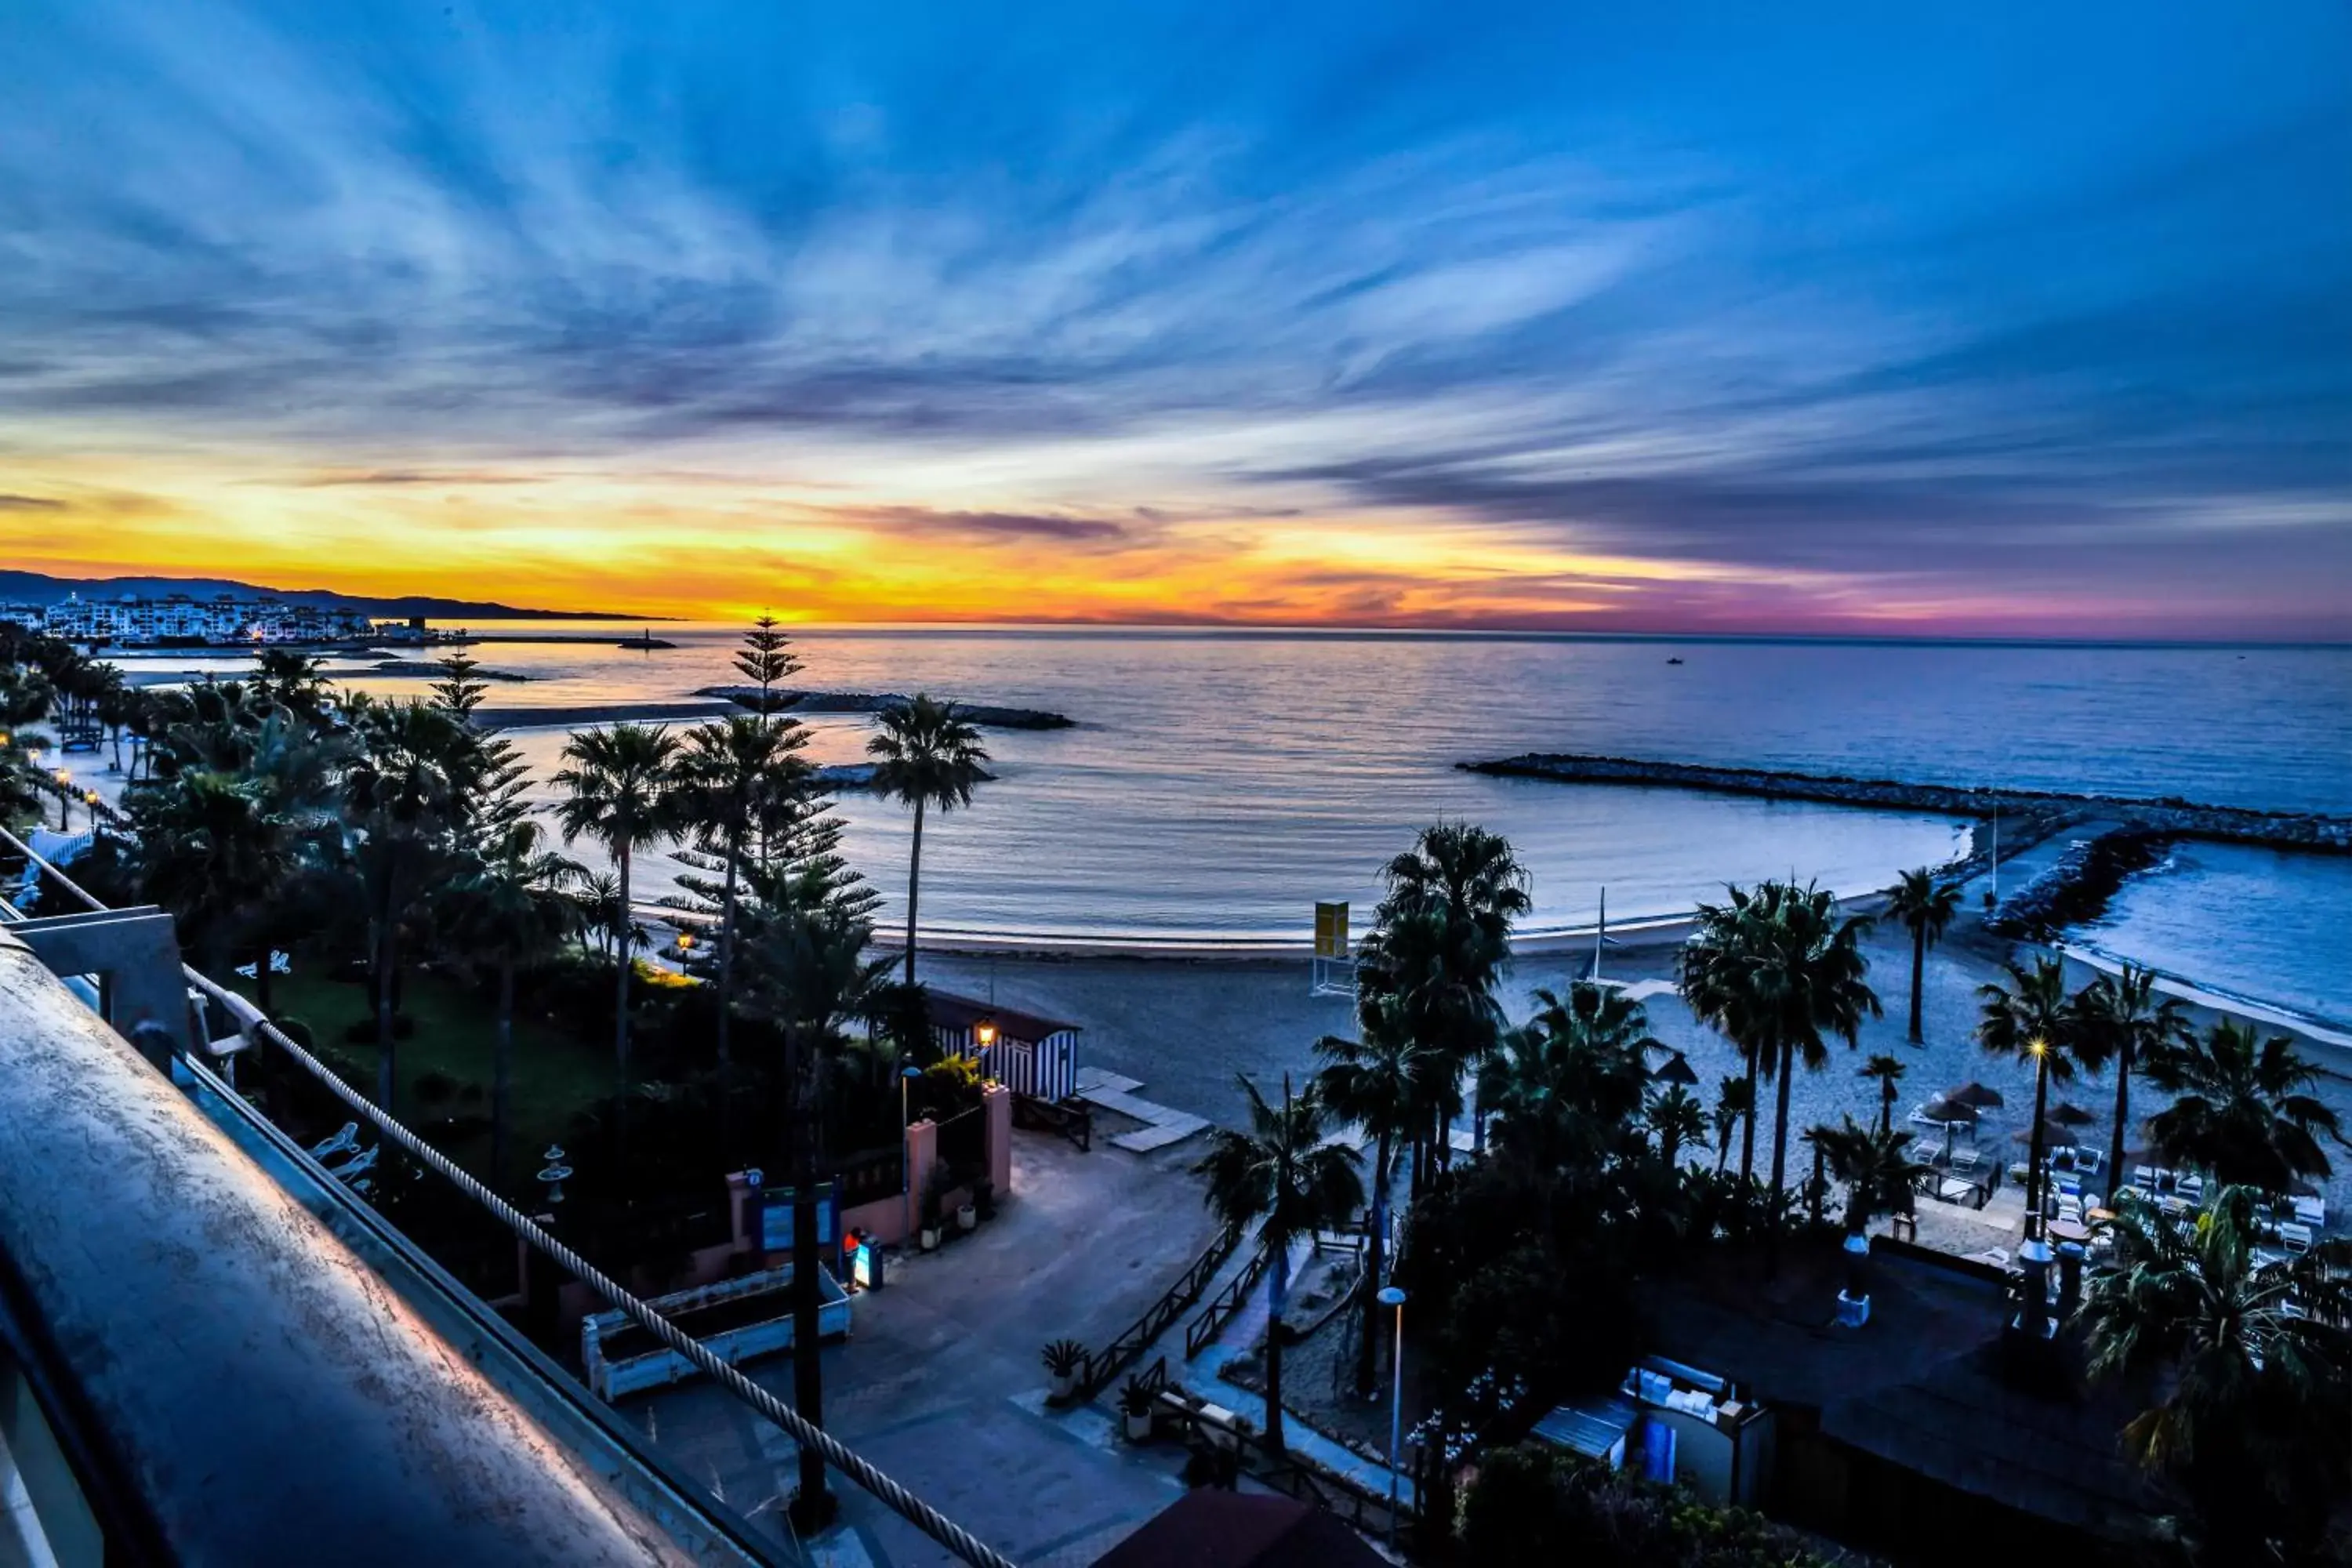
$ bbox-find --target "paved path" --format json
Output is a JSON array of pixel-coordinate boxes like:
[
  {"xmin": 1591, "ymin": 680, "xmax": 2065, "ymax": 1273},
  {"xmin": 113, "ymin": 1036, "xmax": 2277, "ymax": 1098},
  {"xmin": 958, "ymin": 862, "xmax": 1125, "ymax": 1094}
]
[
  {"xmin": 1074, "ymin": 1068, "xmax": 1210, "ymax": 1153},
  {"xmin": 634, "ymin": 1135, "xmax": 1222, "ymax": 1566}
]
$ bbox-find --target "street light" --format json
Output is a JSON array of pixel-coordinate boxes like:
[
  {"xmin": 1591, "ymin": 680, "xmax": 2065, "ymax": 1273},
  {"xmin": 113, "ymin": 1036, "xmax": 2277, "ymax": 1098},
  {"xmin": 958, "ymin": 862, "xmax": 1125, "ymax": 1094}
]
[
  {"xmin": 900, "ymin": 1065, "xmax": 927, "ymax": 1240},
  {"xmin": 973, "ymin": 1018, "xmax": 997, "ymax": 1051},
  {"xmin": 53, "ymin": 769, "xmax": 71, "ymax": 829},
  {"xmin": 1378, "ymin": 1284, "xmax": 1407, "ymax": 1545}
]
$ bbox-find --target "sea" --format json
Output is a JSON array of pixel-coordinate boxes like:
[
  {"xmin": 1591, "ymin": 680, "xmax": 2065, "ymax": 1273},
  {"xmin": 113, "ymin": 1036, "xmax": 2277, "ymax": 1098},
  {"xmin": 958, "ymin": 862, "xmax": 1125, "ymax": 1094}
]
[{"xmin": 163, "ymin": 625, "xmax": 2352, "ymax": 1033}]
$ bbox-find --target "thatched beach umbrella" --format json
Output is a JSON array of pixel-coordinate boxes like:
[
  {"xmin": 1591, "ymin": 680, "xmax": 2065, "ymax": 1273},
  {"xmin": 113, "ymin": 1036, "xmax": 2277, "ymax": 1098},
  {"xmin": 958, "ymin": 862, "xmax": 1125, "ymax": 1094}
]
[
  {"xmin": 2051, "ymin": 1102, "xmax": 2096, "ymax": 1127},
  {"xmin": 1946, "ymin": 1082, "xmax": 2005, "ymax": 1110},
  {"xmin": 1921, "ymin": 1096, "xmax": 1980, "ymax": 1126},
  {"xmin": 1655, "ymin": 1051, "xmax": 1700, "ymax": 1087},
  {"xmin": 2013, "ymin": 1120, "xmax": 2079, "ymax": 1149}
]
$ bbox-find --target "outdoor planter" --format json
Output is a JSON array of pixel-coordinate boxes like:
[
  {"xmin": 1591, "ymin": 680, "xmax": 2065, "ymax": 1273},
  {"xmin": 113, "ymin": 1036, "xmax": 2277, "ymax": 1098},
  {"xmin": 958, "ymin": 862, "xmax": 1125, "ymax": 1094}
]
[
  {"xmin": 920, "ymin": 1225, "xmax": 941, "ymax": 1251},
  {"xmin": 1125, "ymin": 1406, "xmax": 1154, "ymax": 1442},
  {"xmin": 1042, "ymin": 1338, "xmax": 1087, "ymax": 1403},
  {"xmin": 956, "ymin": 1201, "xmax": 978, "ymax": 1232},
  {"xmin": 580, "ymin": 1263, "xmax": 852, "ymax": 1400}
]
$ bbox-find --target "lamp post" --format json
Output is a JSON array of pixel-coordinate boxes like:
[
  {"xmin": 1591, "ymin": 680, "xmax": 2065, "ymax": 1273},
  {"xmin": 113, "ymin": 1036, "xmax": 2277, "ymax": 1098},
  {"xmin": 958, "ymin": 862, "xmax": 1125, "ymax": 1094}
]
[
  {"xmin": 900, "ymin": 1065, "xmax": 924, "ymax": 1237},
  {"xmin": 53, "ymin": 769, "xmax": 72, "ymax": 829},
  {"xmin": 1378, "ymin": 1284, "xmax": 1406, "ymax": 1546},
  {"xmin": 973, "ymin": 1017, "xmax": 997, "ymax": 1054}
]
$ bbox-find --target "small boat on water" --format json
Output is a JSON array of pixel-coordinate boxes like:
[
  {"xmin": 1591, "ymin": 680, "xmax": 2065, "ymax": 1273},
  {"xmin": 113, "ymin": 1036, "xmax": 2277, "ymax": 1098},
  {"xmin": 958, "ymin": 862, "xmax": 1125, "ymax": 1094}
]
[{"xmin": 1666, "ymin": 657, "xmax": 1683, "ymax": 665}]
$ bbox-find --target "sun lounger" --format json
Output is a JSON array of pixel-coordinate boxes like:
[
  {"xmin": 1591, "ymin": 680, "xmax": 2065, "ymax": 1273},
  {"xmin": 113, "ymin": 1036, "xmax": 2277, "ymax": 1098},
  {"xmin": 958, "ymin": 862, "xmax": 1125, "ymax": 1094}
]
[
  {"xmin": 2281, "ymin": 1222, "xmax": 2314, "ymax": 1254},
  {"xmin": 1949, "ymin": 1147, "xmax": 1979, "ymax": 1173},
  {"xmin": 2292, "ymin": 1195, "xmax": 2325, "ymax": 1227}
]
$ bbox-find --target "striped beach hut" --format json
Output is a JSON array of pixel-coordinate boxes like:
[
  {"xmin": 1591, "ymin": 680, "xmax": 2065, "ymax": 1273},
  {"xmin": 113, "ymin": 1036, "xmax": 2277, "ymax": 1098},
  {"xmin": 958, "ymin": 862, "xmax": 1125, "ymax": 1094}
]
[{"xmin": 926, "ymin": 992, "xmax": 1081, "ymax": 1105}]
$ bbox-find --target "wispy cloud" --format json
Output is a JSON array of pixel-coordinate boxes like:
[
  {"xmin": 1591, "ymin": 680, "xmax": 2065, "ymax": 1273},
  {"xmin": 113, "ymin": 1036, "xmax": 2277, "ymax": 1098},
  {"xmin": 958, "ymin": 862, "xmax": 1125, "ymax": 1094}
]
[{"xmin": 0, "ymin": 0, "xmax": 2345, "ymax": 634}]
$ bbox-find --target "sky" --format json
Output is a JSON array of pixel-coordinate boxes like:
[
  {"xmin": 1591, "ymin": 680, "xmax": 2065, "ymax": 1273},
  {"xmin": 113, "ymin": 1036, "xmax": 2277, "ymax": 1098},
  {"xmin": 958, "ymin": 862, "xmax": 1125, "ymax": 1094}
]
[{"xmin": 2, "ymin": 2, "xmax": 2348, "ymax": 637}]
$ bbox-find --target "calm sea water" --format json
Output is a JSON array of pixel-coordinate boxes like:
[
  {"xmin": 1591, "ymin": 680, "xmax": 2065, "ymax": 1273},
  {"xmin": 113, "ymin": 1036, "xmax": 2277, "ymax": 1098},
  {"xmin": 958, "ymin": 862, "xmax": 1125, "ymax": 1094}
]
[{"xmin": 191, "ymin": 625, "xmax": 2349, "ymax": 1025}]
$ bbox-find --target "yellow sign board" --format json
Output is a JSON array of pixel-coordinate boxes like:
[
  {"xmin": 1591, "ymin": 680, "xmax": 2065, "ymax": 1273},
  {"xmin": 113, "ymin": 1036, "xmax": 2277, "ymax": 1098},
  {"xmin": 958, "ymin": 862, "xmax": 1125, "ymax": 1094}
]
[{"xmin": 1313, "ymin": 901, "xmax": 1350, "ymax": 958}]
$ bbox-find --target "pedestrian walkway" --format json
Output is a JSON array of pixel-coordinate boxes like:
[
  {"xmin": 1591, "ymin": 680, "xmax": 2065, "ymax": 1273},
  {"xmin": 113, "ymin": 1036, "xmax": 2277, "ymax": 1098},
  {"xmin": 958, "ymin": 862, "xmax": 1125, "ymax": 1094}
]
[
  {"xmin": 1106, "ymin": 1227, "xmax": 1419, "ymax": 1515},
  {"xmin": 1075, "ymin": 1068, "xmax": 1211, "ymax": 1153}
]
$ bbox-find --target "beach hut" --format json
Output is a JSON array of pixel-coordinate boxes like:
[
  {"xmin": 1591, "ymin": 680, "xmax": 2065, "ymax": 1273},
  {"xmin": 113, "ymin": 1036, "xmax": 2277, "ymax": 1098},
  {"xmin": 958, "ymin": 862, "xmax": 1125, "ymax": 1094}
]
[{"xmin": 925, "ymin": 991, "xmax": 1081, "ymax": 1104}]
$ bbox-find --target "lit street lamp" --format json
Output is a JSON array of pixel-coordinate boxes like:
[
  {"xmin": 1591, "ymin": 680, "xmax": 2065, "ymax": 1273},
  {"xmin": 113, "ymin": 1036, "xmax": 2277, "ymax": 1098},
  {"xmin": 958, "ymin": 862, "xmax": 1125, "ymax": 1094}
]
[
  {"xmin": 973, "ymin": 1017, "xmax": 997, "ymax": 1051},
  {"xmin": 53, "ymin": 769, "xmax": 72, "ymax": 829},
  {"xmin": 1379, "ymin": 1284, "xmax": 1407, "ymax": 1545}
]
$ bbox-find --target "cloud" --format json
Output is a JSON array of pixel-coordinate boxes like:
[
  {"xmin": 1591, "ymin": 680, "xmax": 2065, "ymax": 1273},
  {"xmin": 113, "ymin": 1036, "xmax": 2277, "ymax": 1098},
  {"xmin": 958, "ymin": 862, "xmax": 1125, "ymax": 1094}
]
[
  {"xmin": 0, "ymin": 2, "xmax": 2343, "ymax": 633},
  {"xmin": 0, "ymin": 494, "xmax": 67, "ymax": 510},
  {"xmin": 848, "ymin": 506, "xmax": 1129, "ymax": 543}
]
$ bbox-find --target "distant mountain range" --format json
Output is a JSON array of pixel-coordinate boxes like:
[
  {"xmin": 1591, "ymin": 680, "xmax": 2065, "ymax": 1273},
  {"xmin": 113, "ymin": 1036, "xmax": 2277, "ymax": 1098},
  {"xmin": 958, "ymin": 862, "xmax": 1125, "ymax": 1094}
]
[{"xmin": 0, "ymin": 571, "xmax": 662, "ymax": 622}]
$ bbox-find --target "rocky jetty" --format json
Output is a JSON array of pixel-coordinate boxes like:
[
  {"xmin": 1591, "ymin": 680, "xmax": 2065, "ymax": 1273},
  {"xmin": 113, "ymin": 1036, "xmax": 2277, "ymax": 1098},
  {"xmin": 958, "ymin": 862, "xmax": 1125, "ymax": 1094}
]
[
  {"xmin": 695, "ymin": 687, "xmax": 1075, "ymax": 730},
  {"xmin": 369, "ymin": 659, "xmax": 529, "ymax": 679},
  {"xmin": 1467, "ymin": 752, "xmax": 2352, "ymax": 938},
  {"xmin": 1461, "ymin": 753, "xmax": 2352, "ymax": 855}
]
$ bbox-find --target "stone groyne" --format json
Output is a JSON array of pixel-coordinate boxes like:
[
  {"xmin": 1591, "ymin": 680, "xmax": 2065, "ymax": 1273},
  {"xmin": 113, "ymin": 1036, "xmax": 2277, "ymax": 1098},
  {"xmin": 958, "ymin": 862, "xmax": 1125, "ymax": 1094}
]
[
  {"xmin": 1459, "ymin": 753, "xmax": 2352, "ymax": 855},
  {"xmin": 695, "ymin": 687, "xmax": 1076, "ymax": 730}
]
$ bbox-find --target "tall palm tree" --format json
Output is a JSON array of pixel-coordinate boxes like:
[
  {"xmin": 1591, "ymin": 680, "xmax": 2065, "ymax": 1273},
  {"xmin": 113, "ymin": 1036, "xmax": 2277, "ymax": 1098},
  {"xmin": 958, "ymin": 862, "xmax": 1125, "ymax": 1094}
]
[
  {"xmin": 1858, "ymin": 1053, "xmax": 1907, "ymax": 1135},
  {"xmin": 1313, "ymin": 996, "xmax": 1428, "ymax": 1396},
  {"xmin": 444, "ymin": 820, "xmax": 583, "ymax": 1186},
  {"xmin": 1681, "ymin": 881, "xmax": 1879, "ymax": 1270},
  {"xmin": 1976, "ymin": 956, "xmax": 2107, "ymax": 1230},
  {"xmin": 866, "ymin": 695, "xmax": 989, "ymax": 986},
  {"xmin": 1359, "ymin": 822, "xmax": 1529, "ymax": 1179},
  {"xmin": 553, "ymin": 723, "xmax": 684, "ymax": 1089},
  {"xmin": 2142, "ymin": 1018, "xmax": 2343, "ymax": 1193},
  {"xmin": 2078, "ymin": 1187, "xmax": 2352, "ymax": 1562},
  {"xmin": 735, "ymin": 873, "xmax": 893, "ymax": 1530},
  {"xmin": 2074, "ymin": 965, "xmax": 2190, "ymax": 1204},
  {"xmin": 673, "ymin": 715, "xmax": 811, "ymax": 1101},
  {"xmin": 1886, "ymin": 869, "xmax": 1960, "ymax": 1044},
  {"xmin": 1191, "ymin": 1076, "xmax": 1365, "ymax": 1453},
  {"xmin": 1807, "ymin": 1116, "xmax": 1932, "ymax": 1308},
  {"xmin": 1711, "ymin": 1075, "xmax": 1751, "ymax": 1178},
  {"xmin": 343, "ymin": 700, "xmax": 466, "ymax": 1109}
]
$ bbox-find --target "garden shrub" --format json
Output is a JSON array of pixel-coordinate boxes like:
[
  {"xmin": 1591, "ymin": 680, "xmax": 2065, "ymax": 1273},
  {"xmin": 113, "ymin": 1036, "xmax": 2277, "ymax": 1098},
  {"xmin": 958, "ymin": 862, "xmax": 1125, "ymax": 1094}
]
[{"xmin": 1460, "ymin": 1444, "xmax": 1839, "ymax": 1568}]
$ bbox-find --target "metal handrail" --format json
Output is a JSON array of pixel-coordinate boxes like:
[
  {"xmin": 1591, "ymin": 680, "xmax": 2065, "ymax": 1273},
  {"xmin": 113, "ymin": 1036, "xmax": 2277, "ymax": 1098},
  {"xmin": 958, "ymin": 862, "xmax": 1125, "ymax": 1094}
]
[
  {"xmin": 1185, "ymin": 1240, "xmax": 1272, "ymax": 1357},
  {"xmin": 2, "ymin": 826, "xmax": 1020, "ymax": 1568},
  {"xmin": 1071, "ymin": 1220, "xmax": 1242, "ymax": 1401}
]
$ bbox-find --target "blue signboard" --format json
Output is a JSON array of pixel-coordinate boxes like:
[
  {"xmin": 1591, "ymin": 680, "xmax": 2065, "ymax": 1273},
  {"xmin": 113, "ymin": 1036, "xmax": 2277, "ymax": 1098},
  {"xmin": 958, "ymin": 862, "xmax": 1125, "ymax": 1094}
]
[{"xmin": 760, "ymin": 1182, "xmax": 838, "ymax": 1254}]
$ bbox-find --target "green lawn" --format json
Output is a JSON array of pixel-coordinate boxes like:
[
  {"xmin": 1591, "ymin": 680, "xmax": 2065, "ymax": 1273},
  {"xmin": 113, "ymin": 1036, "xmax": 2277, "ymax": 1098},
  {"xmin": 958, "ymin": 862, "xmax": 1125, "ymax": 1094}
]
[{"xmin": 235, "ymin": 969, "xmax": 614, "ymax": 1175}]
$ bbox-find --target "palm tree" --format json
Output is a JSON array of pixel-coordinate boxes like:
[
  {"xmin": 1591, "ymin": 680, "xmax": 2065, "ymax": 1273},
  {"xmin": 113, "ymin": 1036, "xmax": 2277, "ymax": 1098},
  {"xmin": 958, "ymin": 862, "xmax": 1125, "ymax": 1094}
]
[
  {"xmin": 735, "ymin": 869, "xmax": 894, "ymax": 1530},
  {"xmin": 1646, "ymin": 1083, "xmax": 1708, "ymax": 1171},
  {"xmin": 252, "ymin": 648, "xmax": 330, "ymax": 723},
  {"xmin": 1976, "ymin": 956, "xmax": 2107, "ymax": 1231},
  {"xmin": 1479, "ymin": 982, "xmax": 1657, "ymax": 1177},
  {"xmin": 343, "ymin": 700, "xmax": 466, "ymax": 1109},
  {"xmin": 1858, "ymin": 1053, "xmax": 1907, "ymax": 1135},
  {"xmin": 1885, "ymin": 869, "xmax": 1961, "ymax": 1044},
  {"xmin": 1806, "ymin": 1116, "xmax": 1932, "ymax": 1312},
  {"xmin": 552, "ymin": 723, "xmax": 684, "ymax": 1090},
  {"xmin": 130, "ymin": 769, "xmax": 293, "ymax": 991},
  {"xmin": 1191, "ymin": 1076, "xmax": 1365, "ymax": 1453},
  {"xmin": 2074, "ymin": 965, "xmax": 2190, "ymax": 1204},
  {"xmin": 2142, "ymin": 1018, "xmax": 2343, "ymax": 1193},
  {"xmin": 444, "ymin": 820, "xmax": 583, "ymax": 1186},
  {"xmin": 2078, "ymin": 1187, "xmax": 2352, "ymax": 1562},
  {"xmin": 673, "ymin": 715, "xmax": 811, "ymax": 1105},
  {"xmin": 1711, "ymin": 1075, "xmax": 1751, "ymax": 1178},
  {"xmin": 866, "ymin": 695, "xmax": 989, "ymax": 986},
  {"xmin": 1681, "ymin": 881, "xmax": 1880, "ymax": 1270},
  {"xmin": 1358, "ymin": 822, "xmax": 1529, "ymax": 1179},
  {"xmin": 1313, "ymin": 996, "xmax": 1428, "ymax": 1396}
]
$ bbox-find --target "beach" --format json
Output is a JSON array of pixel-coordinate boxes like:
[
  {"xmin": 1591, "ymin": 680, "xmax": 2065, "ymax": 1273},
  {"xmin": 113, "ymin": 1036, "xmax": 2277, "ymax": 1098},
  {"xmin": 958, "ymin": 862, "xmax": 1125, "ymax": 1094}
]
[{"xmin": 913, "ymin": 909, "xmax": 2352, "ymax": 1248}]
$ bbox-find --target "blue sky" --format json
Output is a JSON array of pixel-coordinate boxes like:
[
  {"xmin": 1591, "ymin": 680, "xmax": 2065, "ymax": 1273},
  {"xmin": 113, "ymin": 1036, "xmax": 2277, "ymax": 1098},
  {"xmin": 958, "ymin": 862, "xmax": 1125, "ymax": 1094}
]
[{"xmin": 2, "ymin": 1, "xmax": 2347, "ymax": 634}]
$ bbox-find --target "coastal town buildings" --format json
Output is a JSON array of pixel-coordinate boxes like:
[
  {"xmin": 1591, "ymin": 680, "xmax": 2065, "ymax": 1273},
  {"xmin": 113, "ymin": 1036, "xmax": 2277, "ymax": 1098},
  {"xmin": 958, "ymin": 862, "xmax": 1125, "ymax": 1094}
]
[{"xmin": 0, "ymin": 593, "xmax": 422, "ymax": 648}]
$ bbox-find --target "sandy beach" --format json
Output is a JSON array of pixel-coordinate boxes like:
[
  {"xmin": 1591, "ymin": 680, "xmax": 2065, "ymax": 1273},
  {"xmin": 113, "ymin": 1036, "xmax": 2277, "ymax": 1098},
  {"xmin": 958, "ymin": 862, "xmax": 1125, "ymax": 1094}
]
[{"xmin": 914, "ymin": 909, "xmax": 2352, "ymax": 1250}]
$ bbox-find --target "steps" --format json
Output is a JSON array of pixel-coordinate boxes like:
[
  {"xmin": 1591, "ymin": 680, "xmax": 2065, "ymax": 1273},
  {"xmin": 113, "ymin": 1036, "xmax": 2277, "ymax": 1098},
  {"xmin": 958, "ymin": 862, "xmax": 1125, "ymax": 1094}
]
[{"xmin": 1074, "ymin": 1068, "xmax": 1212, "ymax": 1152}]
